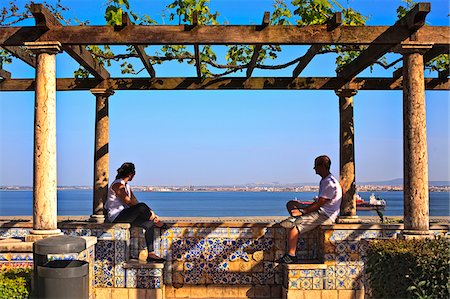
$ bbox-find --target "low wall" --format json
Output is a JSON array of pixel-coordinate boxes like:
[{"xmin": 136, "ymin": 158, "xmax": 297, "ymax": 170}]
[{"xmin": 0, "ymin": 216, "xmax": 449, "ymax": 299}]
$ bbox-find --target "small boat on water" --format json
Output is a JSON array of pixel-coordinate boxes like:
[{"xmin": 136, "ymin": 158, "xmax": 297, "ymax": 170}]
[
  {"xmin": 293, "ymin": 193, "xmax": 387, "ymax": 211},
  {"xmin": 356, "ymin": 193, "xmax": 386, "ymax": 210}
]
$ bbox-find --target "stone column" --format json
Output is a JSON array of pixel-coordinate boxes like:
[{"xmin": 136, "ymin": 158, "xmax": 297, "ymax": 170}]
[
  {"xmin": 336, "ymin": 89, "xmax": 361, "ymax": 223},
  {"xmin": 24, "ymin": 42, "xmax": 62, "ymax": 237},
  {"xmin": 400, "ymin": 44, "xmax": 433, "ymax": 236},
  {"xmin": 89, "ymin": 88, "xmax": 114, "ymax": 223}
]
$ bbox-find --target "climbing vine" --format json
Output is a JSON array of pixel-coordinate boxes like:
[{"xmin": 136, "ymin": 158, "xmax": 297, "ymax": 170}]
[{"xmin": 0, "ymin": 0, "xmax": 448, "ymax": 78}]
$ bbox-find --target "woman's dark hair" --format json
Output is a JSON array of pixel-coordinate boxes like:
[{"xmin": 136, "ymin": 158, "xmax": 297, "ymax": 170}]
[{"xmin": 116, "ymin": 162, "xmax": 135, "ymax": 179}]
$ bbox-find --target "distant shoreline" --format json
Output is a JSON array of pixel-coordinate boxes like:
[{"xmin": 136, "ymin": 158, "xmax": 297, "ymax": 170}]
[{"xmin": 1, "ymin": 186, "xmax": 449, "ymax": 192}]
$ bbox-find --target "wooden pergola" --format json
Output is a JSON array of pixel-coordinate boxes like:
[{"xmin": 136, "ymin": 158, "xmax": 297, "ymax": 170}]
[{"xmin": 0, "ymin": 3, "xmax": 448, "ymax": 238}]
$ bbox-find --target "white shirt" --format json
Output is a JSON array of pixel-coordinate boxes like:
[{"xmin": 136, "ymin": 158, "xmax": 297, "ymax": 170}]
[
  {"xmin": 318, "ymin": 174, "xmax": 342, "ymax": 222},
  {"xmin": 105, "ymin": 178, "xmax": 131, "ymax": 222}
]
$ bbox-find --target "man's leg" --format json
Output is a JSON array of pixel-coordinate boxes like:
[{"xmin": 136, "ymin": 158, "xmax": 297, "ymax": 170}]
[
  {"xmin": 287, "ymin": 227, "xmax": 299, "ymax": 256},
  {"xmin": 286, "ymin": 200, "xmax": 303, "ymax": 216}
]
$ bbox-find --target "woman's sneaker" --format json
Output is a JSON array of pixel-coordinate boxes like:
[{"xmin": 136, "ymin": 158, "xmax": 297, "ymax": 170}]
[
  {"xmin": 279, "ymin": 216, "xmax": 298, "ymax": 229},
  {"xmin": 277, "ymin": 253, "xmax": 298, "ymax": 264}
]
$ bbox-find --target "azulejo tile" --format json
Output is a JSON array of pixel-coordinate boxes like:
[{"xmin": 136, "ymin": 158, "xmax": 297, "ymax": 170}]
[
  {"xmin": 325, "ymin": 277, "xmax": 336, "ymax": 290},
  {"xmin": 125, "ymin": 274, "xmax": 137, "ymax": 288},
  {"xmin": 330, "ymin": 230, "xmax": 349, "ymax": 244},
  {"xmin": 336, "ymin": 253, "xmax": 350, "ymax": 265},
  {"xmin": 335, "ymin": 241, "xmax": 347, "ymax": 253},
  {"xmin": 95, "ymin": 240, "xmax": 114, "ymax": 262},
  {"xmin": 114, "ymin": 263, "xmax": 125, "ymax": 277},
  {"xmin": 137, "ymin": 275, "xmax": 153, "ymax": 288},
  {"xmin": 299, "ymin": 278, "xmax": 313, "ymax": 290},
  {"xmin": 252, "ymin": 272, "xmax": 266, "ymax": 284},
  {"xmin": 149, "ymin": 268, "xmax": 162, "ymax": 277},
  {"xmin": 95, "ymin": 274, "xmax": 114, "ymax": 288},
  {"xmin": 336, "ymin": 265, "xmax": 348, "ymax": 277},
  {"xmin": 114, "ymin": 229, "xmax": 128, "ymax": 241},
  {"xmin": 336, "ymin": 277, "xmax": 347, "ymax": 289},
  {"xmin": 125, "ymin": 268, "xmax": 137, "ymax": 279},
  {"xmin": 312, "ymin": 277, "xmax": 323, "ymax": 289},
  {"xmin": 289, "ymin": 278, "xmax": 300, "ymax": 289},
  {"xmin": 348, "ymin": 265, "xmax": 359, "ymax": 277},
  {"xmin": 326, "ymin": 266, "xmax": 336, "ymax": 277},
  {"xmin": 114, "ymin": 276, "xmax": 125, "ymax": 288},
  {"xmin": 299, "ymin": 270, "xmax": 311, "ymax": 278},
  {"xmin": 324, "ymin": 254, "xmax": 336, "ymax": 262}
]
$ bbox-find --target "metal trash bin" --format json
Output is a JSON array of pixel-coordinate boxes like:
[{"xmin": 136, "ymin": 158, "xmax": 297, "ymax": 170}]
[{"xmin": 33, "ymin": 235, "xmax": 88, "ymax": 299}]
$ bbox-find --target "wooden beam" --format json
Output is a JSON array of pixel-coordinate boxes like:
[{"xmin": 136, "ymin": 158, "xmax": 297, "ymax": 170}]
[
  {"xmin": 336, "ymin": 2, "xmax": 430, "ymax": 88},
  {"xmin": 438, "ymin": 68, "xmax": 449, "ymax": 78},
  {"xmin": 327, "ymin": 12, "xmax": 342, "ymax": 31},
  {"xmin": 292, "ymin": 45, "xmax": 321, "ymax": 77},
  {"xmin": 398, "ymin": 2, "xmax": 430, "ymax": 30},
  {"xmin": 0, "ymin": 69, "xmax": 11, "ymax": 80},
  {"xmin": 30, "ymin": 4, "xmax": 109, "ymax": 80},
  {"xmin": 1, "ymin": 25, "xmax": 448, "ymax": 46},
  {"xmin": 0, "ymin": 77, "xmax": 448, "ymax": 91},
  {"xmin": 119, "ymin": 13, "xmax": 157, "ymax": 78},
  {"xmin": 190, "ymin": 12, "xmax": 202, "ymax": 78},
  {"xmin": 247, "ymin": 12, "xmax": 270, "ymax": 78},
  {"xmin": 393, "ymin": 45, "xmax": 449, "ymax": 78},
  {"xmin": 1, "ymin": 46, "xmax": 36, "ymax": 68},
  {"xmin": 134, "ymin": 45, "xmax": 156, "ymax": 78}
]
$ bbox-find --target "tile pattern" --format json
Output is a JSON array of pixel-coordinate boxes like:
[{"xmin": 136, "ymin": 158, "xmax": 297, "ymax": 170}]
[{"xmin": 1, "ymin": 224, "xmax": 448, "ymax": 295}]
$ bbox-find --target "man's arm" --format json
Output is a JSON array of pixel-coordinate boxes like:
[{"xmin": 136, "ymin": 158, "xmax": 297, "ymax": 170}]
[{"xmin": 291, "ymin": 197, "xmax": 329, "ymax": 216}]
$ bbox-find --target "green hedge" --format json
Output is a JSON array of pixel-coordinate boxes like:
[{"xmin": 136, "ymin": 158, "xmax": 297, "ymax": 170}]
[
  {"xmin": 366, "ymin": 237, "xmax": 449, "ymax": 299},
  {"xmin": 0, "ymin": 268, "xmax": 32, "ymax": 299}
]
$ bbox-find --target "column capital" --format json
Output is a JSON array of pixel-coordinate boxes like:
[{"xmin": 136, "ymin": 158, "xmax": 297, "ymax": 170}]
[
  {"xmin": 90, "ymin": 88, "xmax": 115, "ymax": 97},
  {"xmin": 335, "ymin": 88, "xmax": 358, "ymax": 98},
  {"xmin": 393, "ymin": 43, "xmax": 433, "ymax": 55},
  {"xmin": 24, "ymin": 41, "xmax": 62, "ymax": 54}
]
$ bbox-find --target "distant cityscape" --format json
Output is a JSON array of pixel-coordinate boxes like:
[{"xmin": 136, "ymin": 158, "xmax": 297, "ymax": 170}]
[{"xmin": 1, "ymin": 183, "xmax": 449, "ymax": 192}]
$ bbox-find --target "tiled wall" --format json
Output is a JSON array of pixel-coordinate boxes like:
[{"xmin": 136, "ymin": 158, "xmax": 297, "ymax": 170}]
[{"xmin": 1, "ymin": 221, "xmax": 449, "ymax": 299}]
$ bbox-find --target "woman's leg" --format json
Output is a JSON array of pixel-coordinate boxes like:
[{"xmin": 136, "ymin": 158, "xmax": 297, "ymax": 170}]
[{"xmin": 113, "ymin": 203, "xmax": 151, "ymax": 223}]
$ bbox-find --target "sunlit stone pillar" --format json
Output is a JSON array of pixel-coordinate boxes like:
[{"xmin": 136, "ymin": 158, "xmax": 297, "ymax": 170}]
[
  {"xmin": 89, "ymin": 88, "xmax": 114, "ymax": 223},
  {"xmin": 24, "ymin": 42, "xmax": 62, "ymax": 237},
  {"xmin": 400, "ymin": 44, "xmax": 433, "ymax": 236},
  {"xmin": 336, "ymin": 89, "xmax": 360, "ymax": 223}
]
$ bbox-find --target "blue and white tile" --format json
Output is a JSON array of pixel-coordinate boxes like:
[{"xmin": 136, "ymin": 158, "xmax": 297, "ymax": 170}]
[
  {"xmin": 114, "ymin": 276, "xmax": 125, "ymax": 288},
  {"xmin": 299, "ymin": 278, "xmax": 312, "ymax": 290},
  {"xmin": 336, "ymin": 277, "xmax": 347, "ymax": 289},
  {"xmin": 312, "ymin": 277, "xmax": 323, "ymax": 289},
  {"xmin": 336, "ymin": 265, "xmax": 348, "ymax": 277},
  {"xmin": 336, "ymin": 253, "xmax": 350, "ymax": 265},
  {"xmin": 326, "ymin": 266, "xmax": 336, "ymax": 277},
  {"xmin": 325, "ymin": 277, "xmax": 336, "ymax": 290},
  {"xmin": 125, "ymin": 274, "xmax": 137, "ymax": 288}
]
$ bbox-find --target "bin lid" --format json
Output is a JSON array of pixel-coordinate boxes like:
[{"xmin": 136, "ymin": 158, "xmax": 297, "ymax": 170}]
[{"xmin": 34, "ymin": 235, "xmax": 86, "ymax": 254}]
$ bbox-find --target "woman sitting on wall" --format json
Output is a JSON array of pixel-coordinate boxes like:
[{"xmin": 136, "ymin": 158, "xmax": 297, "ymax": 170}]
[{"xmin": 106, "ymin": 162, "xmax": 165, "ymax": 262}]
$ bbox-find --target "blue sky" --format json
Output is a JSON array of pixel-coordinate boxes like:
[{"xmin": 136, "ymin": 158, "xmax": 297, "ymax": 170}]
[{"xmin": 0, "ymin": 0, "xmax": 449, "ymax": 186}]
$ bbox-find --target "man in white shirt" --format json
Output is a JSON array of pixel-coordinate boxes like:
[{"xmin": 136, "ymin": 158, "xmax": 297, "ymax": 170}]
[{"xmin": 278, "ymin": 155, "xmax": 342, "ymax": 264}]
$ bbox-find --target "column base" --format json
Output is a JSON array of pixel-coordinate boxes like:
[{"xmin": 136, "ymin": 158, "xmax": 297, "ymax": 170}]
[
  {"xmin": 336, "ymin": 215, "xmax": 362, "ymax": 224},
  {"xmin": 89, "ymin": 214, "xmax": 106, "ymax": 223},
  {"xmin": 25, "ymin": 229, "xmax": 63, "ymax": 242},
  {"xmin": 398, "ymin": 230, "xmax": 434, "ymax": 240}
]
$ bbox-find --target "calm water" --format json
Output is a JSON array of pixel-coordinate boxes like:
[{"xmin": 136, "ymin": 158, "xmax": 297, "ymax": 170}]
[{"xmin": 0, "ymin": 190, "xmax": 449, "ymax": 217}]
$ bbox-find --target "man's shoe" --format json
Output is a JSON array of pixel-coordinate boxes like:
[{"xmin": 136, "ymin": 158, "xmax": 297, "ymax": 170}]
[
  {"xmin": 277, "ymin": 253, "xmax": 298, "ymax": 264},
  {"xmin": 279, "ymin": 216, "xmax": 298, "ymax": 229}
]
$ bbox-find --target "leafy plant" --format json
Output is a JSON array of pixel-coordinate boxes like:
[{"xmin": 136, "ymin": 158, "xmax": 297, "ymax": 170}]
[
  {"xmin": 0, "ymin": 268, "xmax": 32, "ymax": 299},
  {"xmin": 0, "ymin": 0, "xmax": 448, "ymax": 78},
  {"xmin": 366, "ymin": 237, "xmax": 450, "ymax": 299}
]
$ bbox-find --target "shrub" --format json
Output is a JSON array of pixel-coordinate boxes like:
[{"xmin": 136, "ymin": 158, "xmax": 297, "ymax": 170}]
[
  {"xmin": 0, "ymin": 268, "xmax": 32, "ymax": 299},
  {"xmin": 366, "ymin": 237, "xmax": 450, "ymax": 299}
]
